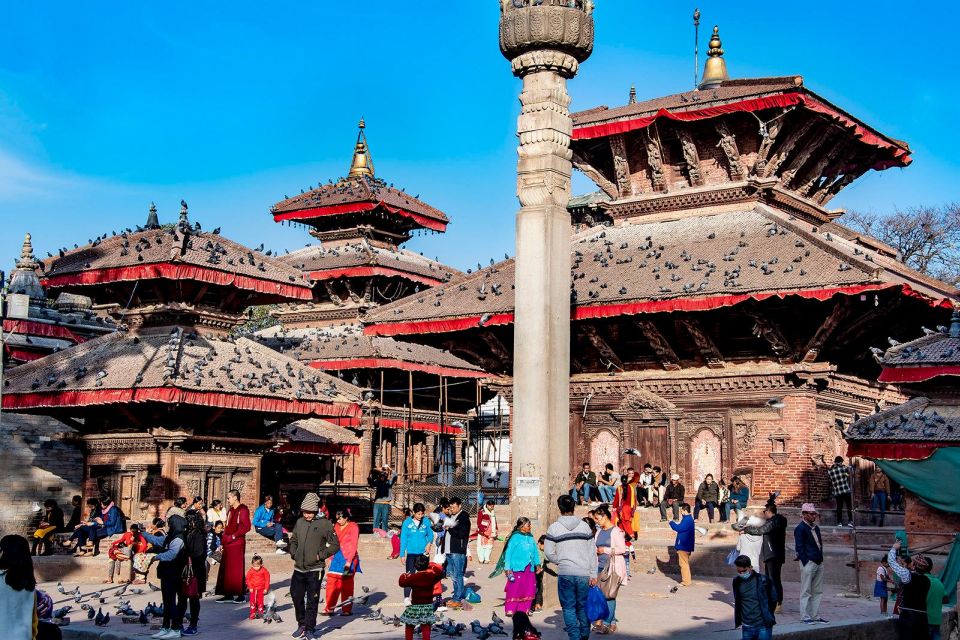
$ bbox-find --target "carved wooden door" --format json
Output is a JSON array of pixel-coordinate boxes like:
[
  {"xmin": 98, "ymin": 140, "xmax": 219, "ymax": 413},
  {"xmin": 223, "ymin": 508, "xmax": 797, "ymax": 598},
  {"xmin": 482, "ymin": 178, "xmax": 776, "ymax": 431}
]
[
  {"xmin": 634, "ymin": 422, "xmax": 669, "ymax": 470},
  {"xmin": 118, "ymin": 474, "xmax": 136, "ymax": 521}
]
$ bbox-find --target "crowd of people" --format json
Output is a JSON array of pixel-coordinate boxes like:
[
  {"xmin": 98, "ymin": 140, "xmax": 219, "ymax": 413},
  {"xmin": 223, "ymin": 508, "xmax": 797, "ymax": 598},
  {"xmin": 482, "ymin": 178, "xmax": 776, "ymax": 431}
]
[{"xmin": 13, "ymin": 457, "xmax": 941, "ymax": 640}]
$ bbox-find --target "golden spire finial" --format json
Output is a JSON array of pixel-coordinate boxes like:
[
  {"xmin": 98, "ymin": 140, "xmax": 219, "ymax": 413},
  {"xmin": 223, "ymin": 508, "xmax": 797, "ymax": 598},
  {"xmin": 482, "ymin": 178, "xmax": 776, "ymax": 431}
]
[
  {"xmin": 698, "ymin": 25, "xmax": 729, "ymax": 90},
  {"xmin": 348, "ymin": 118, "xmax": 375, "ymax": 178}
]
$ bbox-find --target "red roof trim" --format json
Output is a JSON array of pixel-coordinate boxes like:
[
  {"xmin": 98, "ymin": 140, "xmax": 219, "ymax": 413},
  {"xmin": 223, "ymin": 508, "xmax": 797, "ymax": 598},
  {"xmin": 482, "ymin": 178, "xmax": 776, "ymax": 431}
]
[
  {"xmin": 273, "ymin": 202, "xmax": 447, "ymax": 232},
  {"xmin": 365, "ymin": 284, "xmax": 913, "ymax": 336},
  {"xmin": 307, "ymin": 266, "xmax": 443, "ymax": 287},
  {"xmin": 878, "ymin": 365, "xmax": 960, "ymax": 383},
  {"xmin": 2, "ymin": 319, "xmax": 90, "ymax": 344},
  {"xmin": 308, "ymin": 358, "xmax": 486, "ymax": 378},
  {"xmin": 379, "ymin": 417, "xmax": 463, "ymax": 434},
  {"xmin": 2, "ymin": 387, "xmax": 360, "ymax": 417},
  {"xmin": 845, "ymin": 442, "xmax": 950, "ymax": 461},
  {"xmin": 275, "ymin": 442, "xmax": 360, "ymax": 456},
  {"xmin": 4, "ymin": 347, "xmax": 45, "ymax": 362},
  {"xmin": 41, "ymin": 264, "xmax": 312, "ymax": 301},
  {"xmin": 572, "ymin": 93, "xmax": 911, "ymax": 169}
]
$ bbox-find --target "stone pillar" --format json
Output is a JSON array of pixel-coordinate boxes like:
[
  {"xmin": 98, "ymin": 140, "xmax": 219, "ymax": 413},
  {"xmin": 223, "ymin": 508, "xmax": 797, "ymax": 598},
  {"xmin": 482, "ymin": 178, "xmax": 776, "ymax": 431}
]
[
  {"xmin": 357, "ymin": 427, "xmax": 374, "ymax": 484},
  {"xmin": 500, "ymin": 0, "xmax": 594, "ymax": 530}
]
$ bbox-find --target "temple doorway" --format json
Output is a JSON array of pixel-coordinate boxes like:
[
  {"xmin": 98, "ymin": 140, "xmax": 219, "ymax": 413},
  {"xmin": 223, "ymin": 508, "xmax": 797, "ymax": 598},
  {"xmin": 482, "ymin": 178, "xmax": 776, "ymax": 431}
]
[{"xmin": 690, "ymin": 429, "xmax": 722, "ymax": 485}]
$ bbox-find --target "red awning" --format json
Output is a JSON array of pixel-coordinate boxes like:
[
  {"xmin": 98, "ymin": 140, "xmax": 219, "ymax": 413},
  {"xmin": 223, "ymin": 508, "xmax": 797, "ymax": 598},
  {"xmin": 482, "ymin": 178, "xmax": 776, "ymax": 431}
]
[
  {"xmin": 878, "ymin": 366, "xmax": 960, "ymax": 384},
  {"xmin": 380, "ymin": 417, "xmax": 463, "ymax": 435},
  {"xmin": 3, "ymin": 319, "xmax": 91, "ymax": 344},
  {"xmin": 42, "ymin": 264, "xmax": 312, "ymax": 301},
  {"xmin": 366, "ymin": 283, "xmax": 951, "ymax": 337},
  {"xmin": 273, "ymin": 202, "xmax": 447, "ymax": 232},
  {"xmin": 307, "ymin": 267, "xmax": 443, "ymax": 287},
  {"xmin": 846, "ymin": 442, "xmax": 953, "ymax": 461},
  {"xmin": 572, "ymin": 92, "xmax": 911, "ymax": 169},
  {"xmin": 2, "ymin": 387, "xmax": 360, "ymax": 418}
]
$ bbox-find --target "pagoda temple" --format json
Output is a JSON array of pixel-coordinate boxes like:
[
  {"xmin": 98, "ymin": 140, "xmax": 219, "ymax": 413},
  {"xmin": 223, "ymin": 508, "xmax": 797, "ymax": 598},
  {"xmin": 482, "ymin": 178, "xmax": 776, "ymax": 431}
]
[
  {"xmin": 1, "ymin": 202, "xmax": 364, "ymax": 522},
  {"xmin": 261, "ymin": 121, "xmax": 493, "ymax": 488},
  {"xmin": 3, "ymin": 233, "xmax": 114, "ymax": 365},
  {"xmin": 846, "ymin": 310, "xmax": 960, "ymax": 539},
  {"xmin": 364, "ymin": 31, "xmax": 958, "ymax": 506}
]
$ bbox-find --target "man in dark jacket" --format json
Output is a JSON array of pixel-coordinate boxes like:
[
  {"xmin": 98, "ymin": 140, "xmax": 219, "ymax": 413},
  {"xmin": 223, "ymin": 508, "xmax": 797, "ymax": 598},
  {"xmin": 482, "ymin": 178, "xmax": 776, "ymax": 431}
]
[
  {"xmin": 659, "ymin": 474, "xmax": 685, "ymax": 522},
  {"xmin": 739, "ymin": 503, "xmax": 788, "ymax": 610},
  {"xmin": 732, "ymin": 555, "xmax": 777, "ymax": 639},
  {"xmin": 288, "ymin": 493, "xmax": 340, "ymax": 638},
  {"xmin": 570, "ymin": 463, "xmax": 597, "ymax": 506},
  {"xmin": 794, "ymin": 503, "xmax": 825, "ymax": 624},
  {"xmin": 442, "ymin": 497, "xmax": 471, "ymax": 609},
  {"xmin": 693, "ymin": 474, "xmax": 720, "ymax": 523}
]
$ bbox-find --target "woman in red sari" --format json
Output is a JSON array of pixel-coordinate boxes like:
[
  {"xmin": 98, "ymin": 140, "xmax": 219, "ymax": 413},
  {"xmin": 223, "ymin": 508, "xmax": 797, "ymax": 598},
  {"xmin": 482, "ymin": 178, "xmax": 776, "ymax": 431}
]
[
  {"xmin": 612, "ymin": 471, "xmax": 638, "ymax": 539},
  {"xmin": 215, "ymin": 490, "xmax": 250, "ymax": 602}
]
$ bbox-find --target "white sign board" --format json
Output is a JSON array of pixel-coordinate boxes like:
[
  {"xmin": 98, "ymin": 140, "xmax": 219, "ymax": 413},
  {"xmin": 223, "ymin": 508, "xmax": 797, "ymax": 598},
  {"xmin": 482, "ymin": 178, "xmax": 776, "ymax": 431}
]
[{"xmin": 516, "ymin": 476, "xmax": 541, "ymax": 497}]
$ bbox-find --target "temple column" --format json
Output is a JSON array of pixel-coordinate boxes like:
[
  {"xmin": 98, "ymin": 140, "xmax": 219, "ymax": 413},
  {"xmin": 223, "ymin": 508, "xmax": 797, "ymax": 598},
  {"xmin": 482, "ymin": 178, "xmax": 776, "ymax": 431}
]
[{"xmin": 500, "ymin": 1, "xmax": 594, "ymax": 528}]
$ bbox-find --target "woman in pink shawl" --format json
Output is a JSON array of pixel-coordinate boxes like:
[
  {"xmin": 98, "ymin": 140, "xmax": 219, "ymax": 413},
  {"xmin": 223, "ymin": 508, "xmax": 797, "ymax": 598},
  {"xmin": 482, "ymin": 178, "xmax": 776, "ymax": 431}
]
[{"xmin": 593, "ymin": 505, "xmax": 627, "ymax": 634}]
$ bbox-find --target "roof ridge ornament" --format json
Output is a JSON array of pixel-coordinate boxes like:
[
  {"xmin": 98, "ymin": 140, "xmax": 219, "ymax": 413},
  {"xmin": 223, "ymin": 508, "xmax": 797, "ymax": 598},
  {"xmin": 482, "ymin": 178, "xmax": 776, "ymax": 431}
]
[
  {"xmin": 628, "ymin": 85, "xmax": 637, "ymax": 105},
  {"xmin": 145, "ymin": 202, "xmax": 160, "ymax": 230},
  {"xmin": 950, "ymin": 308, "xmax": 960, "ymax": 339},
  {"xmin": 347, "ymin": 118, "xmax": 375, "ymax": 179},
  {"xmin": 178, "ymin": 199, "xmax": 190, "ymax": 229},
  {"xmin": 698, "ymin": 25, "xmax": 729, "ymax": 90},
  {"xmin": 16, "ymin": 232, "xmax": 38, "ymax": 270}
]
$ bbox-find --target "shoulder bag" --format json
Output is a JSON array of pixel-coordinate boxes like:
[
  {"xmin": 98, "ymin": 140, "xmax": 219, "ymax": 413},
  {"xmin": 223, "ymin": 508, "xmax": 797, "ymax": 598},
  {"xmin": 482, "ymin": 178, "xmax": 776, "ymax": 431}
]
[{"xmin": 597, "ymin": 553, "xmax": 622, "ymax": 599}]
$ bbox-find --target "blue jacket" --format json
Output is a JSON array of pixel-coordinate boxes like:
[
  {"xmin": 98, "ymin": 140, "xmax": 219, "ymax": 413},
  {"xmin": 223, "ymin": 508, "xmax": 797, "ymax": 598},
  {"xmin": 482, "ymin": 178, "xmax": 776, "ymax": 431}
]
[
  {"xmin": 252, "ymin": 505, "xmax": 275, "ymax": 529},
  {"xmin": 793, "ymin": 522, "xmax": 823, "ymax": 566},
  {"xmin": 399, "ymin": 517, "xmax": 433, "ymax": 557},
  {"xmin": 730, "ymin": 487, "xmax": 749, "ymax": 509},
  {"xmin": 102, "ymin": 504, "xmax": 125, "ymax": 536},
  {"xmin": 504, "ymin": 533, "xmax": 542, "ymax": 572},
  {"xmin": 670, "ymin": 514, "xmax": 695, "ymax": 552}
]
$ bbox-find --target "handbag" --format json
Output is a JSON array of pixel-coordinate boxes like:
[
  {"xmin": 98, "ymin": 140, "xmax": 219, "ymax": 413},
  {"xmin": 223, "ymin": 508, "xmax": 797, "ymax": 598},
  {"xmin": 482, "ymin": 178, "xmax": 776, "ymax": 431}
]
[
  {"xmin": 597, "ymin": 555, "xmax": 622, "ymax": 599},
  {"xmin": 181, "ymin": 557, "xmax": 200, "ymax": 598}
]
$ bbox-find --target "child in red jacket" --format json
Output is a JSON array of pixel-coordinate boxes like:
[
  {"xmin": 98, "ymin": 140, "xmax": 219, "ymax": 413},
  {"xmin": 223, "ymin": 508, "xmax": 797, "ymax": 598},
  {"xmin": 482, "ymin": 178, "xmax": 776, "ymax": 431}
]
[
  {"xmin": 245, "ymin": 555, "xmax": 271, "ymax": 619},
  {"xmin": 398, "ymin": 555, "xmax": 444, "ymax": 640}
]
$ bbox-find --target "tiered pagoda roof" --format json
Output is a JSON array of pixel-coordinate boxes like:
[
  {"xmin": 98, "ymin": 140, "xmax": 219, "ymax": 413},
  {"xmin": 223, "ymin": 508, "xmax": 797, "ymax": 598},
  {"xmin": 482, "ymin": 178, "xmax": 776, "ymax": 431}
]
[
  {"xmin": 258, "ymin": 324, "xmax": 485, "ymax": 378},
  {"xmin": 3, "ymin": 234, "xmax": 114, "ymax": 363},
  {"xmin": 365, "ymin": 204, "xmax": 954, "ymax": 337},
  {"xmin": 272, "ymin": 418, "xmax": 362, "ymax": 456}
]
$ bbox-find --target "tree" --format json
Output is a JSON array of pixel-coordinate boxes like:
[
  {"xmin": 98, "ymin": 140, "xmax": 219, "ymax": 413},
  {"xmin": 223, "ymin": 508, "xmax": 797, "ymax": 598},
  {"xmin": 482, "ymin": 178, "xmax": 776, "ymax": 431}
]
[
  {"xmin": 233, "ymin": 304, "xmax": 279, "ymax": 336},
  {"xmin": 844, "ymin": 203, "xmax": 960, "ymax": 286}
]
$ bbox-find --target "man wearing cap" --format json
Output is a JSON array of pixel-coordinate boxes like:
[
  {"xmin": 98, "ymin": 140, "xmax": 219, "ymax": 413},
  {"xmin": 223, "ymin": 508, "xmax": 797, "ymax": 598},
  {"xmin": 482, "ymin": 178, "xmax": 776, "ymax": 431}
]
[
  {"xmin": 794, "ymin": 504, "xmax": 826, "ymax": 624},
  {"xmin": 659, "ymin": 474, "xmax": 685, "ymax": 522},
  {"xmin": 289, "ymin": 493, "xmax": 340, "ymax": 639},
  {"xmin": 888, "ymin": 539, "xmax": 932, "ymax": 640}
]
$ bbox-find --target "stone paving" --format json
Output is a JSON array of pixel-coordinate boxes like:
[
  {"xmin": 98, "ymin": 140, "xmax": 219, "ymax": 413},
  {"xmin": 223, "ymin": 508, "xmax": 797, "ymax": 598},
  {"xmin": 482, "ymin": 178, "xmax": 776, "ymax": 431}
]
[{"xmin": 49, "ymin": 547, "xmax": 887, "ymax": 640}]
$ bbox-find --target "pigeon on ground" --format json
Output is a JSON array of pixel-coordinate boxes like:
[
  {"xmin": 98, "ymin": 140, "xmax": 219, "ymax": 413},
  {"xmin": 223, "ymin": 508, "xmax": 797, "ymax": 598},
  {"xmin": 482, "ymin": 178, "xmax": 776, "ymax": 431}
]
[
  {"xmin": 364, "ymin": 607, "xmax": 383, "ymax": 621},
  {"xmin": 94, "ymin": 609, "xmax": 109, "ymax": 626},
  {"xmin": 80, "ymin": 603, "xmax": 92, "ymax": 611},
  {"xmin": 669, "ymin": 585, "xmax": 679, "ymax": 593},
  {"xmin": 138, "ymin": 610, "xmax": 149, "ymax": 625},
  {"xmin": 129, "ymin": 587, "xmax": 144, "ymax": 595},
  {"xmin": 491, "ymin": 612, "xmax": 504, "ymax": 625},
  {"xmin": 87, "ymin": 608, "xmax": 96, "ymax": 620},
  {"xmin": 148, "ymin": 581, "xmax": 161, "ymax": 592},
  {"xmin": 56, "ymin": 582, "xmax": 66, "ymax": 594},
  {"xmin": 52, "ymin": 606, "xmax": 71, "ymax": 619}
]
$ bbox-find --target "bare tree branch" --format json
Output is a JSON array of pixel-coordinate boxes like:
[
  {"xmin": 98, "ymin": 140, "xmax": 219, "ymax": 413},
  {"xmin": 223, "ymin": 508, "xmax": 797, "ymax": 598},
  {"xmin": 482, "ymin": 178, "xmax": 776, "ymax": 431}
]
[{"xmin": 843, "ymin": 203, "xmax": 960, "ymax": 286}]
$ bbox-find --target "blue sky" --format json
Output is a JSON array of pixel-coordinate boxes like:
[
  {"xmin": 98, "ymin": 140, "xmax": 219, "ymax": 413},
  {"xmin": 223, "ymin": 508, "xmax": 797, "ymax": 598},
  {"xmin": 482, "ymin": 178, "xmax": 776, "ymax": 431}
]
[{"xmin": 0, "ymin": 2, "xmax": 955, "ymax": 273}]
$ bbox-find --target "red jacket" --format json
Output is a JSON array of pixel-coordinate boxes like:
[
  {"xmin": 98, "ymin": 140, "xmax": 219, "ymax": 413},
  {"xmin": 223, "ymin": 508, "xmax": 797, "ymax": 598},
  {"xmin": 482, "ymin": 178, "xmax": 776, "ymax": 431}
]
[
  {"xmin": 108, "ymin": 532, "xmax": 149, "ymax": 559},
  {"xmin": 398, "ymin": 565, "xmax": 444, "ymax": 605},
  {"xmin": 245, "ymin": 566, "xmax": 271, "ymax": 592}
]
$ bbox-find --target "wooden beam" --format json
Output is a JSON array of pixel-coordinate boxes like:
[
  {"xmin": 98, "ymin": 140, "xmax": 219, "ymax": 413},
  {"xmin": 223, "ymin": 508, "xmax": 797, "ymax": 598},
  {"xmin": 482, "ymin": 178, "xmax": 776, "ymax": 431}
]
[
  {"xmin": 677, "ymin": 128, "xmax": 704, "ymax": 186},
  {"xmin": 442, "ymin": 340, "xmax": 501, "ymax": 373},
  {"xmin": 752, "ymin": 114, "xmax": 784, "ymax": 176},
  {"xmin": 760, "ymin": 117, "xmax": 816, "ymax": 178},
  {"xmin": 800, "ymin": 297, "xmax": 855, "ymax": 362},
  {"xmin": 797, "ymin": 140, "xmax": 849, "ymax": 196},
  {"xmin": 203, "ymin": 407, "xmax": 226, "ymax": 429},
  {"xmin": 479, "ymin": 331, "xmax": 512, "ymax": 365},
  {"xmin": 780, "ymin": 126, "xmax": 834, "ymax": 187},
  {"xmin": 581, "ymin": 323, "xmax": 623, "ymax": 370},
  {"xmin": 814, "ymin": 162, "xmax": 872, "ymax": 204},
  {"xmin": 323, "ymin": 281, "xmax": 346, "ymax": 306},
  {"xmin": 116, "ymin": 405, "xmax": 143, "ymax": 428},
  {"xmin": 343, "ymin": 280, "xmax": 362, "ymax": 304},
  {"xmin": 192, "ymin": 283, "xmax": 210, "ymax": 305},
  {"xmin": 635, "ymin": 319, "xmax": 681, "ymax": 370},
  {"xmin": 832, "ymin": 295, "xmax": 901, "ymax": 347},
  {"xmin": 571, "ymin": 150, "xmax": 618, "ymax": 199},
  {"xmin": 608, "ymin": 135, "xmax": 634, "ymax": 197},
  {"xmin": 748, "ymin": 311, "xmax": 794, "ymax": 362},
  {"xmin": 677, "ymin": 317, "xmax": 724, "ymax": 368}
]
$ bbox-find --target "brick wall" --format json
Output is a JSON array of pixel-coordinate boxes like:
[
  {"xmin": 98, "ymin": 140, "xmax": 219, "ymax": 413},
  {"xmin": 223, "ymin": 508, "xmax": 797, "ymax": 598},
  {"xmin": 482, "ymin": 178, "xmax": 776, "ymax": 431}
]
[
  {"xmin": 0, "ymin": 414, "xmax": 84, "ymax": 537},
  {"xmin": 904, "ymin": 489, "xmax": 960, "ymax": 547}
]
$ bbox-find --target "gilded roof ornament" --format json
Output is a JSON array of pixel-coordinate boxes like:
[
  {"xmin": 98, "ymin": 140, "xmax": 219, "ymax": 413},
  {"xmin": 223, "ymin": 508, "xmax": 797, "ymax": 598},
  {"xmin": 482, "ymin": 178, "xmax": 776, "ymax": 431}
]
[
  {"xmin": 145, "ymin": 202, "xmax": 160, "ymax": 230},
  {"xmin": 347, "ymin": 119, "xmax": 375, "ymax": 179},
  {"xmin": 698, "ymin": 25, "xmax": 729, "ymax": 90}
]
